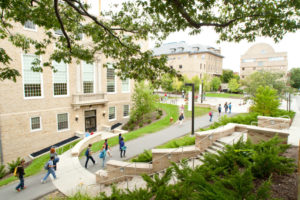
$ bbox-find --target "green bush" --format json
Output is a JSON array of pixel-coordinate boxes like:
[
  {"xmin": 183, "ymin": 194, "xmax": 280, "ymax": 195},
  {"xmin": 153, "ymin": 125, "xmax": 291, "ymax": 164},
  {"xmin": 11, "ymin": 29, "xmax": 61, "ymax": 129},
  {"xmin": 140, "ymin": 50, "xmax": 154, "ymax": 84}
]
[
  {"xmin": 147, "ymin": 119, "xmax": 152, "ymax": 124},
  {"xmin": 139, "ymin": 121, "xmax": 144, "ymax": 128},
  {"xmin": 157, "ymin": 109, "xmax": 163, "ymax": 116},
  {"xmin": 132, "ymin": 150, "xmax": 152, "ymax": 163},
  {"xmin": 7, "ymin": 157, "xmax": 21, "ymax": 173},
  {"xmin": 0, "ymin": 165, "xmax": 6, "ymax": 179},
  {"xmin": 129, "ymin": 124, "xmax": 135, "ymax": 131},
  {"xmin": 156, "ymin": 115, "xmax": 161, "ymax": 120},
  {"xmin": 122, "ymin": 124, "xmax": 128, "ymax": 130}
]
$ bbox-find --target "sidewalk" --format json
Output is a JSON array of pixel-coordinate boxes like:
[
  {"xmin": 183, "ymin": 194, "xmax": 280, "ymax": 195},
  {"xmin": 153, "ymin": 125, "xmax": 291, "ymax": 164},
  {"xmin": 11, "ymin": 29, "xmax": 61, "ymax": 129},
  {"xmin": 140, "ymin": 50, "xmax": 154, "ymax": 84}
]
[{"xmin": 288, "ymin": 96, "xmax": 300, "ymax": 146}]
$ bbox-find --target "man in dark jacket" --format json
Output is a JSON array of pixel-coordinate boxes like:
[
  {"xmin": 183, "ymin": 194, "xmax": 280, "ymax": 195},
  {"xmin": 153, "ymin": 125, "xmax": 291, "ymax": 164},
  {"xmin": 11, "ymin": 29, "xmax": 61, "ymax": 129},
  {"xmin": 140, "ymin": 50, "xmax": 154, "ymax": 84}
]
[{"xmin": 15, "ymin": 159, "xmax": 26, "ymax": 192}]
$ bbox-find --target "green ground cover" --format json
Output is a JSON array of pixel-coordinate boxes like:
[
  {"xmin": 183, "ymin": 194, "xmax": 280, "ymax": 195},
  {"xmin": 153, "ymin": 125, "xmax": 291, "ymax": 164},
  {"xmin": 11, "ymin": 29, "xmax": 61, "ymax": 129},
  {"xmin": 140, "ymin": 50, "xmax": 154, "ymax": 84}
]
[
  {"xmin": 205, "ymin": 92, "xmax": 244, "ymax": 98},
  {"xmin": 0, "ymin": 140, "xmax": 80, "ymax": 187},
  {"xmin": 183, "ymin": 105, "xmax": 210, "ymax": 119}
]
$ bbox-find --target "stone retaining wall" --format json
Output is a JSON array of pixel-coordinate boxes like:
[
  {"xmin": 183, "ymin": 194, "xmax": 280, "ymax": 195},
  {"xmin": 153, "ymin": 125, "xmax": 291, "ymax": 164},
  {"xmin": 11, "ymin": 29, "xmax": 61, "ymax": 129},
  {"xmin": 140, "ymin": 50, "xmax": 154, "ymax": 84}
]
[
  {"xmin": 71, "ymin": 132, "xmax": 102, "ymax": 156},
  {"xmin": 257, "ymin": 116, "xmax": 291, "ymax": 130}
]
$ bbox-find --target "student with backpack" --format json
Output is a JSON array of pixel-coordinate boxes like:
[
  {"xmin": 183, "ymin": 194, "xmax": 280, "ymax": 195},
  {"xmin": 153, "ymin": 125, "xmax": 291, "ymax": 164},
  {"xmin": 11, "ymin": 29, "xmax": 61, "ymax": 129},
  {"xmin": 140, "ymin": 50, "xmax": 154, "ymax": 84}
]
[
  {"xmin": 85, "ymin": 144, "xmax": 96, "ymax": 168},
  {"xmin": 41, "ymin": 156, "xmax": 56, "ymax": 183},
  {"xmin": 99, "ymin": 146, "xmax": 106, "ymax": 168},
  {"xmin": 15, "ymin": 159, "xmax": 26, "ymax": 192},
  {"xmin": 50, "ymin": 147, "xmax": 59, "ymax": 171},
  {"xmin": 120, "ymin": 138, "xmax": 126, "ymax": 158},
  {"xmin": 209, "ymin": 111, "xmax": 213, "ymax": 122},
  {"xmin": 218, "ymin": 104, "xmax": 222, "ymax": 116},
  {"xmin": 103, "ymin": 139, "xmax": 112, "ymax": 157}
]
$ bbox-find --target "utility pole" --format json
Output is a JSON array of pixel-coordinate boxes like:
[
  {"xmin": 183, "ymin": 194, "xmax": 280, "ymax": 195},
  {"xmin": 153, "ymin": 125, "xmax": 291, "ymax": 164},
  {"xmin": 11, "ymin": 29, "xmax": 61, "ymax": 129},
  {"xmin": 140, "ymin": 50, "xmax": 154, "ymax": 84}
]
[
  {"xmin": 201, "ymin": 80, "xmax": 204, "ymax": 103},
  {"xmin": 185, "ymin": 83, "xmax": 195, "ymax": 135}
]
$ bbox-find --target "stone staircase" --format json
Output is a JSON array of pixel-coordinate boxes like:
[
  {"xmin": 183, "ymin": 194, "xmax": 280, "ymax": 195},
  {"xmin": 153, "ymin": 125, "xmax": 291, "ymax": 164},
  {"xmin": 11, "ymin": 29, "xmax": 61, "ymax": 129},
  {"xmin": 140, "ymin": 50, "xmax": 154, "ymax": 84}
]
[{"xmin": 98, "ymin": 132, "xmax": 245, "ymax": 196}]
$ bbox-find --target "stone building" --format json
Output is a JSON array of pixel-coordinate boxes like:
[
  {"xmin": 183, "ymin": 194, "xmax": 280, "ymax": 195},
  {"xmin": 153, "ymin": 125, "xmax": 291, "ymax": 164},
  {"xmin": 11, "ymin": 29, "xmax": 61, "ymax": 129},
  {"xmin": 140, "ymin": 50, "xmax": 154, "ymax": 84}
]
[
  {"xmin": 240, "ymin": 43, "xmax": 288, "ymax": 79},
  {"xmin": 0, "ymin": 2, "xmax": 134, "ymax": 164},
  {"xmin": 152, "ymin": 41, "xmax": 223, "ymax": 79}
]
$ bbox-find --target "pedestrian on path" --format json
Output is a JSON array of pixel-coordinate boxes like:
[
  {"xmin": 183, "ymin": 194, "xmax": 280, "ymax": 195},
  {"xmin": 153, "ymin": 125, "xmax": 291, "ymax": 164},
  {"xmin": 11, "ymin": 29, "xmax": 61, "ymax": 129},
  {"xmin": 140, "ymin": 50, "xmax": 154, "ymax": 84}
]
[
  {"xmin": 120, "ymin": 137, "xmax": 126, "ymax": 158},
  {"xmin": 178, "ymin": 112, "xmax": 184, "ymax": 125},
  {"xmin": 99, "ymin": 147, "xmax": 106, "ymax": 168},
  {"xmin": 209, "ymin": 111, "xmax": 213, "ymax": 122},
  {"xmin": 41, "ymin": 156, "xmax": 56, "ymax": 183},
  {"xmin": 15, "ymin": 159, "xmax": 26, "ymax": 192},
  {"xmin": 103, "ymin": 139, "xmax": 112, "ymax": 157},
  {"xmin": 224, "ymin": 102, "xmax": 228, "ymax": 113},
  {"xmin": 180, "ymin": 104, "xmax": 185, "ymax": 112},
  {"xmin": 84, "ymin": 144, "xmax": 96, "ymax": 168},
  {"xmin": 228, "ymin": 102, "xmax": 232, "ymax": 114},
  {"xmin": 218, "ymin": 104, "xmax": 222, "ymax": 116},
  {"xmin": 50, "ymin": 147, "xmax": 59, "ymax": 171}
]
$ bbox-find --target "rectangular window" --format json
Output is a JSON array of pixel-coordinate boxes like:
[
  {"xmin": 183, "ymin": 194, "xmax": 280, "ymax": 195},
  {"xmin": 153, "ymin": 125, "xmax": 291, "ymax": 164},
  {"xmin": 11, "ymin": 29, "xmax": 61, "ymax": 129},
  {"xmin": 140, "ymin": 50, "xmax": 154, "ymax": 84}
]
[
  {"xmin": 268, "ymin": 57, "xmax": 284, "ymax": 61},
  {"xmin": 82, "ymin": 61, "xmax": 94, "ymax": 93},
  {"xmin": 53, "ymin": 61, "xmax": 68, "ymax": 96},
  {"xmin": 109, "ymin": 107, "xmax": 116, "ymax": 120},
  {"xmin": 107, "ymin": 64, "xmax": 115, "ymax": 93},
  {"xmin": 122, "ymin": 78, "xmax": 130, "ymax": 93},
  {"xmin": 57, "ymin": 113, "xmax": 68, "ymax": 131},
  {"xmin": 200, "ymin": 64, "xmax": 202, "ymax": 69},
  {"xmin": 201, "ymin": 55, "xmax": 205, "ymax": 59},
  {"xmin": 258, "ymin": 61, "xmax": 264, "ymax": 66},
  {"xmin": 242, "ymin": 58, "xmax": 256, "ymax": 63},
  {"xmin": 23, "ymin": 54, "xmax": 42, "ymax": 98},
  {"xmin": 123, "ymin": 105, "xmax": 129, "ymax": 117},
  {"xmin": 31, "ymin": 117, "xmax": 41, "ymax": 131},
  {"xmin": 24, "ymin": 20, "xmax": 36, "ymax": 30}
]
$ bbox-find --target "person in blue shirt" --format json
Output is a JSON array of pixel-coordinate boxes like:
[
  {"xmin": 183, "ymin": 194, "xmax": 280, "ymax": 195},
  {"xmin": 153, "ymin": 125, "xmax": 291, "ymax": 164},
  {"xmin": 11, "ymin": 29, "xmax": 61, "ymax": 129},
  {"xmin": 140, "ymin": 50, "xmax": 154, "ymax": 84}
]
[
  {"xmin": 120, "ymin": 138, "xmax": 126, "ymax": 158},
  {"xmin": 84, "ymin": 144, "xmax": 96, "ymax": 168},
  {"xmin": 228, "ymin": 102, "xmax": 232, "ymax": 114},
  {"xmin": 15, "ymin": 159, "xmax": 26, "ymax": 191},
  {"xmin": 41, "ymin": 156, "xmax": 56, "ymax": 183}
]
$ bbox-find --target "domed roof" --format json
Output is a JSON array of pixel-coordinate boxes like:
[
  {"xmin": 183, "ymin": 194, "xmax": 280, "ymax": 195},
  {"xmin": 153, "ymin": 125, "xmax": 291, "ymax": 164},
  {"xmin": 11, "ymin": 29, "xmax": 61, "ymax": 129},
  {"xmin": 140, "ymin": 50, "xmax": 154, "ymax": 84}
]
[{"xmin": 245, "ymin": 43, "xmax": 275, "ymax": 55}]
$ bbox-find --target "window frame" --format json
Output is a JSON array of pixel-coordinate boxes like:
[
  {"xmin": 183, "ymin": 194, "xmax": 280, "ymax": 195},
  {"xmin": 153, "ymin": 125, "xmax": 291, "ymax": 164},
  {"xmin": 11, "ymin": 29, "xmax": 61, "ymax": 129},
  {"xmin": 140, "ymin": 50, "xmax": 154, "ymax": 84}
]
[
  {"xmin": 81, "ymin": 61, "xmax": 95, "ymax": 94},
  {"xmin": 108, "ymin": 106, "xmax": 116, "ymax": 121},
  {"xmin": 121, "ymin": 78, "xmax": 130, "ymax": 93},
  {"xmin": 57, "ymin": 113, "xmax": 69, "ymax": 132},
  {"xmin": 106, "ymin": 65, "xmax": 117, "ymax": 94},
  {"xmin": 22, "ymin": 53, "xmax": 44, "ymax": 99},
  {"xmin": 30, "ymin": 116, "xmax": 42, "ymax": 132},
  {"xmin": 123, "ymin": 105, "xmax": 130, "ymax": 118},
  {"xmin": 24, "ymin": 20, "xmax": 37, "ymax": 31},
  {"xmin": 52, "ymin": 61, "xmax": 69, "ymax": 97}
]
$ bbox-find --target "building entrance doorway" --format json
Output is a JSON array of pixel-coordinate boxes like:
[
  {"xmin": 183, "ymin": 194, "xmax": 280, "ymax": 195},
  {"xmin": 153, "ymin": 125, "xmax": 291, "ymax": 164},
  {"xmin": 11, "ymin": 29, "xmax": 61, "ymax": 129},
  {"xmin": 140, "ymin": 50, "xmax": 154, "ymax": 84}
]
[{"xmin": 85, "ymin": 110, "xmax": 96, "ymax": 133}]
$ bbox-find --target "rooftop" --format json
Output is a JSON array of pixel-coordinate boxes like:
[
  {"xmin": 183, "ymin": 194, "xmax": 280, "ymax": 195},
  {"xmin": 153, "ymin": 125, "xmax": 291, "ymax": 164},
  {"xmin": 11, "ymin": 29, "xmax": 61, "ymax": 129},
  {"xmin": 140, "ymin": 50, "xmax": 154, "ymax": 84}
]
[{"xmin": 152, "ymin": 41, "xmax": 223, "ymax": 58}]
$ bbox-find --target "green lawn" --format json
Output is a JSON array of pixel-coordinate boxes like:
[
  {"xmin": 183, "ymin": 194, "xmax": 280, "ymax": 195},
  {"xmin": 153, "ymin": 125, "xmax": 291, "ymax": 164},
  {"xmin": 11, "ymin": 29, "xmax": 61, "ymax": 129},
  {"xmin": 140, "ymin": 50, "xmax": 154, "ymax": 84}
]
[
  {"xmin": 205, "ymin": 93, "xmax": 243, "ymax": 98},
  {"xmin": 0, "ymin": 140, "xmax": 80, "ymax": 187},
  {"xmin": 184, "ymin": 105, "xmax": 210, "ymax": 119}
]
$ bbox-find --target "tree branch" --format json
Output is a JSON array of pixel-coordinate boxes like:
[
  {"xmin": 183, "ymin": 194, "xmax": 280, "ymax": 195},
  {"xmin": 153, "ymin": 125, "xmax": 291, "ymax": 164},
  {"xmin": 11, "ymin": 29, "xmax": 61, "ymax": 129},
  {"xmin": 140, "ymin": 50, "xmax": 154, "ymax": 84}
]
[{"xmin": 54, "ymin": 0, "xmax": 72, "ymax": 52}]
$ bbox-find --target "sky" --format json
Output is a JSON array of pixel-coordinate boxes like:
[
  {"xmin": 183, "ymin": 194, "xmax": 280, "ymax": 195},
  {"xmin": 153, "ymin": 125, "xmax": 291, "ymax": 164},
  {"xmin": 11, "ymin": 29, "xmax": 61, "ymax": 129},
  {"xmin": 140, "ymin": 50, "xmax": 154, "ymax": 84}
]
[{"xmin": 98, "ymin": 0, "xmax": 300, "ymax": 73}]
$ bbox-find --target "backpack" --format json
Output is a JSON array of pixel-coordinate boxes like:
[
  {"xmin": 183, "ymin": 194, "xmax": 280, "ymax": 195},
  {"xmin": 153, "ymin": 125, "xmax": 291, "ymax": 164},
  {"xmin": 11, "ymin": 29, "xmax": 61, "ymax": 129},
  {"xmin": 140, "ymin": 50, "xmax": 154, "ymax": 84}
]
[
  {"xmin": 209, "ymin": 112, "xmax": 212, "ymax": 116},
  {"xmin": 85, "ymin": 148, "xmax": 89, "ymax": 156},
  {"xmin": 44, "ymin": 161, "xmax": 49, "ymax": 170},
  {"xmin": 13, "ymin": 167, "xmax": 18, "ymax": 177},
  {"xmin": 99, "ymin": 150, "xmax": 106, "ymax": 158}
]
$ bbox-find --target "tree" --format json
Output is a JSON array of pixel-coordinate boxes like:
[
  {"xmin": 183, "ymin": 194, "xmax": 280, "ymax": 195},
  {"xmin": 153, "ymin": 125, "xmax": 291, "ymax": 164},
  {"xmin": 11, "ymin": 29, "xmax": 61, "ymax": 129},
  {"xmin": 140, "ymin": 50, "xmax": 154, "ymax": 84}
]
[
  {"xmin": 289, "ymin": 68, "xmax": 300, "ymax": 89},
  {"xmin": 161, "ymin": 74, "xmax": 174, "ymax": 92},
  {"xmin": 221, "ymin": 69, "xmax": 234, "ymax": 83},
  {"xmin": 1, "ymin": 0, "xmax": 299, "ymax": 83},
  {"xmin": 131, "ymin": 81, "xmax": 159, "ymax": 120},
  {"xmin": 172, "ymin": 77, "xmax": 184, "ymax": 92},
  {"xmin": 228, "ymin": 78, "xmax": 240, "ymax": 93},
  {"xmin": 250, "ymin": 86, "xmax": 280, "ymax": 116},
  {"xmin": 210, "ymin": 77, "xmax": 221, "ymax": 91},
  {"xmin": 241, "ymin": 71, "xmax": 287, "ymax": 98}
]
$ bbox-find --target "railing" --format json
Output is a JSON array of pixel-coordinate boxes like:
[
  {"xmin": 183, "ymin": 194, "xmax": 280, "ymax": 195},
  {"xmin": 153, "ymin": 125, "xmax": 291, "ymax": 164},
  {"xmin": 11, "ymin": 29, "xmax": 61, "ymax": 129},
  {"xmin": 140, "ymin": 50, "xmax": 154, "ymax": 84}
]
[{"xmin": 97, "ymin": 118, "xmax": 291, "ymax": 193}]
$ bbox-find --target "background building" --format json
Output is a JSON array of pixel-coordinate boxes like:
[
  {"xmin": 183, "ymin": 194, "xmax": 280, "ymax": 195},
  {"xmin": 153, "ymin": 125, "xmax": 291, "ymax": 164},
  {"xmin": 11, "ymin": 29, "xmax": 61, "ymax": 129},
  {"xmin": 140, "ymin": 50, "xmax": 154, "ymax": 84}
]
[
  {"xmin": 240, "ymin": 43, "xmax": 288, "ymax": 79},
  {"xmin": 0, "ymin": 19, "xmax": 134, "ymax": 164},
  {"xmin": 153, "ymin": 41, "xmax": 223, "ymax": 79}
]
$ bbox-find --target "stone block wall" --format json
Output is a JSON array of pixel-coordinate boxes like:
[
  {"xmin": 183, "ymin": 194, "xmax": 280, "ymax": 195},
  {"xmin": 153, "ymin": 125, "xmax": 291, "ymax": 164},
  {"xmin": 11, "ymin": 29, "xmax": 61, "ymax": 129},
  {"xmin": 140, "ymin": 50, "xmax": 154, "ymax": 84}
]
[{"xmin": 257, "ymin": 116, "xmax": 291, "ymax": 130}]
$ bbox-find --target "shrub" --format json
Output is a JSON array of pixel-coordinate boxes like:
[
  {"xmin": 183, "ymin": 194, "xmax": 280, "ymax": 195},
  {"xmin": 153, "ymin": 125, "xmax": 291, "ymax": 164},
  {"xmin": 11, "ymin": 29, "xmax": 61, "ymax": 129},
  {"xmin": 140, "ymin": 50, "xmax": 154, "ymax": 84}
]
[
  {"xmin": 139, "ymin": 121, "xmax": 144, "ymax": 128},
  {"xmin": 129, "ymin": 124, "xmax": 135, "ymax": 131},
  {"xmin": 156, "ymin": 115, "xmax": 161, "ymax": 120},
  {"xmin": 132, "ymin": 150, "xmax": 152, "ymax": 162},
  {"xmin": 147, "ymin": 119, "xmax": 152, "ymax": 124},
  {"xmin": 122, "ymin": 124, "xmax": 128, "ymax": 130},
  {"xmin": 0, "ymin": 165, "xmax": 6, "ymax": 179},
  {"xmin": 157, "ymin": 109, "xmax": 163, "ymax": 116},
  {"xmin": 7, "ymin": 157, "xmax": 21, "ymax": 173}
]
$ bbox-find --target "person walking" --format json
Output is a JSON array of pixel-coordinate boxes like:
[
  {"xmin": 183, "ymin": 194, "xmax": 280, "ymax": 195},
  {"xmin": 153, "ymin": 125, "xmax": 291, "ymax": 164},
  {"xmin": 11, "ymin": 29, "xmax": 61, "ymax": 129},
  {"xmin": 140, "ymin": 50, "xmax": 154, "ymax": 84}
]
[
  {"xmin": 50, "ymin": 147, "xmax": 59, "ymax": 171},
  {"xmin": 99, "ymin": 147, "xmax": 106, "ymax": 168},
  {"xmin": 209, "ymin": 111, "xmax": 213, "ymax": 122},
  {"xmin": 224, "ymin": 102, "xmax": 228, "ymax": 113},
  {"xmin": 218, "ymin": 104, "xmax": 222, "ymax": 116},
  {"xmin": 180, "ymin": 104, "xmax": 185, "ymax": 113},
  {"xmin": 103, "ymin": 139, "xmax": 112, "ymax": 157},
  {"xmin": 15, "ymin": 159, "xmax": 26, "ymax": 192},
  {"xmin": 120, "ymin": 137, "xmax": 126, "ymax": 158},
  {"xmin": 228, "ymin": 102, "xmax": 232, "ymax": 114},
  {"xmin": 41, "ymin": 156, "xmax": 56, "ymax": 183},
  {"xmin": 84, "ymin": 144, "xmax": 96, "ymax": 168},
  {"xmin": 178, "ymin": 112, "xmax": 184, "ymax": 125}
]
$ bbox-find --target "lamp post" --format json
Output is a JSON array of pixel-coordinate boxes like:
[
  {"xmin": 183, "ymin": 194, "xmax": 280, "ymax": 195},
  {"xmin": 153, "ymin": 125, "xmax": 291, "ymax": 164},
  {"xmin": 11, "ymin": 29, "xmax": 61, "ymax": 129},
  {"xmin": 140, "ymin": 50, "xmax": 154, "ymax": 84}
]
[
  {"xmin": 201, "ymin": 80, "xmax": 204, "ymax": 103},
  {"xmin": 185, "ymin": 83, "xmax": 195, "ymax": 135}
]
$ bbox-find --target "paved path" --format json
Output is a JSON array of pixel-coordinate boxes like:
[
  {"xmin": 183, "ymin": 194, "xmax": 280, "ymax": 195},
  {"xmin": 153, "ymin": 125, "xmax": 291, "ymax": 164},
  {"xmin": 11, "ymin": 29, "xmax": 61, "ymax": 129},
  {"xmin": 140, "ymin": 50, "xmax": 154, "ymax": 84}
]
[
  {"xmin": 80, "ymin": 111, "xmax": 234, "ymax": 173},
  {"xmin": 288, "ymin": 95, "xmax": 300, "ymax": 146}
]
